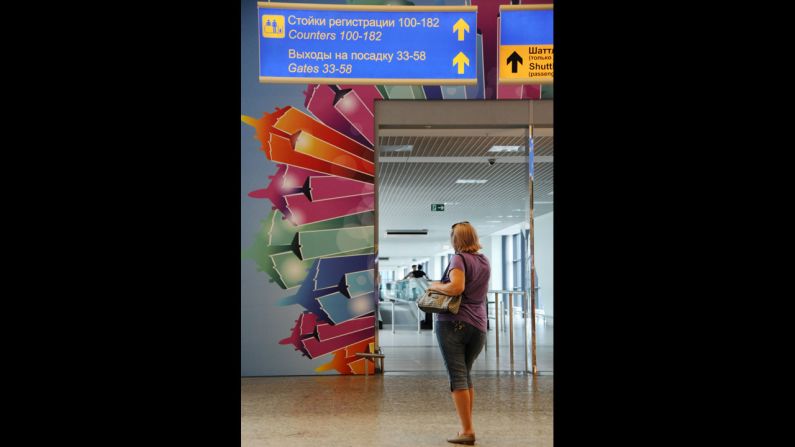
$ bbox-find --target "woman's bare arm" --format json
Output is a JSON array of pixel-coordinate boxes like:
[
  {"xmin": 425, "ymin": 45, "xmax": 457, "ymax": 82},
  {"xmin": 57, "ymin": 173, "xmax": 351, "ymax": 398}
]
[{"xmin": 428, "ymin": 268, "xmax": 465, "ymax": 296}]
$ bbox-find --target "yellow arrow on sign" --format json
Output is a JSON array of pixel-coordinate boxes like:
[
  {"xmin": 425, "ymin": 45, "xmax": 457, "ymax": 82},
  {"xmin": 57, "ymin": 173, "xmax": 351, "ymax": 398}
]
[
  {"xmin": 452, "ymin": 52, "xmax": 469, "ymax": 74},
  {"xmin": 453, "ymin": 18, "xmax": 470, "ymax": 41}
]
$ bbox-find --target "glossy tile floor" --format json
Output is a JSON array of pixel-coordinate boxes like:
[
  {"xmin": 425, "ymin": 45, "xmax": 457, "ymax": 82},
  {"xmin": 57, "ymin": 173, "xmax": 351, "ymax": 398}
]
[
  {"xmin": 242, "ymin": 317, "xmax": 553, "ymax": 446},
  {"xmin": 242, "ymin": 373, "xmax": 552, "ymax": 446}
]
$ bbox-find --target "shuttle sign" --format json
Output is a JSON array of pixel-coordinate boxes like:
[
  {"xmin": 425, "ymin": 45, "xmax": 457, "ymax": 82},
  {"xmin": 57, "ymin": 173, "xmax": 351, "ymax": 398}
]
[{"xmin": 498, "ymin": 5, "xmax": 553, "ymax": 84}]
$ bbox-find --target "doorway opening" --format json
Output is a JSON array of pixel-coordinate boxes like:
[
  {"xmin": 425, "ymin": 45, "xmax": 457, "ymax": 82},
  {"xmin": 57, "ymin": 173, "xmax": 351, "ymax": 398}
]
[{"xmin": 373, "ymin": 100, "xmax": 553, "ymax": 373}]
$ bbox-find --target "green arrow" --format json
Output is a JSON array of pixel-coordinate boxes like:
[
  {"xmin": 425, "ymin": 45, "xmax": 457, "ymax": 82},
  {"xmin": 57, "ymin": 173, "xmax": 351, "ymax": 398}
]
[
  {"xmin": 453, "ymin": 18, "xmax": 470, "ymax": 41},
  {"xmin": 452, "ymin": 52, "xmax": 469, "ymax": 74},
  {"xmin": 295, "ymin": 226, "xmax": 374, "ymax": 260}
]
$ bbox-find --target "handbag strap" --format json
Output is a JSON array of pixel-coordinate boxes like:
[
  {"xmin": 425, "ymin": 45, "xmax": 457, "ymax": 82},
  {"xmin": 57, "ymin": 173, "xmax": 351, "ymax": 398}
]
[
  {"xmin": 458, "ymin": 253, "xmax": 468, "ymax": 277},
  {"xmin": 441, "ymin": 261, "xmax": 451, "ymax": 280},
  {"xmin": 443, "ymin": 253, "xmax": 468, "ymax": 279},
  {"xmin": 456, "ymin": 253, "xmax": 467, "ymax": 299},
  {"xmin": 442, "ymin": 253, "xmax": 468, "ymax": 298}
]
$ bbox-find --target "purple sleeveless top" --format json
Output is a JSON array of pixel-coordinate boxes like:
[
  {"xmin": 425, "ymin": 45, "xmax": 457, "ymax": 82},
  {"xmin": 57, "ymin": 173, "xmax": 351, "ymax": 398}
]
[{"xmin": 436, "ymin": 252, "xmax": 491, "ymax": 333}]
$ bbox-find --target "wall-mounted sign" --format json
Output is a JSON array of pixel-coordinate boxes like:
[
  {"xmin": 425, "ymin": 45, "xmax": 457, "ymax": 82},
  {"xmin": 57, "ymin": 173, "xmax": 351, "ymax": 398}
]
[
  {"xmin": 258, "ymin": 2, "xmax": 477, "ymax": 85},
  {"xmin": 431, "ymin": 204, "xmax": 445, "ymax": 211},
  {"xmin": 498, "ymin": 5, "xmax": 553, "ymax": 84}
]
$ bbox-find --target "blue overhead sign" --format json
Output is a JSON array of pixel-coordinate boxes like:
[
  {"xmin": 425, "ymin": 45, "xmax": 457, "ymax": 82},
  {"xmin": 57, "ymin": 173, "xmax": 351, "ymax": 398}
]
[
  {"xmin": 498, "ymin": 5, "xmax": 553, "ymax": 84},
  {"xmin": 500, "ymin": 7, "xmax": 553, "ymax": 46},
  {"xmin": 257, "ymin": 2, "xmax": 477, "ymax": 85}
]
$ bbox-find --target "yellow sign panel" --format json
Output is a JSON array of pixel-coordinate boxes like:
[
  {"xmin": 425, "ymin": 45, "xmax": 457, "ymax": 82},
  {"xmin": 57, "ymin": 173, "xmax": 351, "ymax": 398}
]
[
  {"xmin": 262, "ymin": 15, "xmax": 285, "ymax": 39},
  {"xmin": 499, "ymin": 45, "xmax": 553, "ymax": 84}
]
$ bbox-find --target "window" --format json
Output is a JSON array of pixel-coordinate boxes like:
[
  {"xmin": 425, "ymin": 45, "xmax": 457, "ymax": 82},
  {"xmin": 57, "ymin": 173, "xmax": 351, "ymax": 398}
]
[
  {"xmin": 513, "ymin": 233, "xmax": 522, "ymax": 291},
  {"xmin": 502, "ymin": 235, "xmax": 512, "ymax": 290},
  {"xmin": 524, "ymin": 229, "xmax": 531, "ymax": 291},
  {"xmin": 513, "ymin": 232, "xmax": 528, "ymax": 310}
]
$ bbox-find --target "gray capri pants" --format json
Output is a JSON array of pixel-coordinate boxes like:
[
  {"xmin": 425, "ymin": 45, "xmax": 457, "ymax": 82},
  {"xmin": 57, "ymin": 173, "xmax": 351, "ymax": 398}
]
[{"xmin": 435, "ymin": 320, "xmax": 487, "ymax": 391}]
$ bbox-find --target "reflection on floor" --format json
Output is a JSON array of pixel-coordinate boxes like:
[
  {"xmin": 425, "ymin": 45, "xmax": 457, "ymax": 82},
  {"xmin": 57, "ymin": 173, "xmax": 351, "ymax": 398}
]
[
  {"xmin": 378, "ymin": 317, "xmax": 553, "ymax": 373},
  {"xmin": 242, "ymin": 373, "xmax": 553, "ymax": 447}
]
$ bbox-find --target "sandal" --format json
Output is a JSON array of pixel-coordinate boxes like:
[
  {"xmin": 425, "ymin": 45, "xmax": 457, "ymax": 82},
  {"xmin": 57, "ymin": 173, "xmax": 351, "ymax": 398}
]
[{"xmin": 447, "ymin": 432, "xmax": 476, "ymax": 445}]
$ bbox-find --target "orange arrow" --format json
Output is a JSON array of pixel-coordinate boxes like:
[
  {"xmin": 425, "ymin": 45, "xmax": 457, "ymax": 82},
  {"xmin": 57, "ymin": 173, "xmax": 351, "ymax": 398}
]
[
  {"xmin": 452, "ymin": 52, "xmax": 469, "ymax": 74},
  {"xmin": 453, "ymin": 18, "xmax": 470, "ymax": 41}
]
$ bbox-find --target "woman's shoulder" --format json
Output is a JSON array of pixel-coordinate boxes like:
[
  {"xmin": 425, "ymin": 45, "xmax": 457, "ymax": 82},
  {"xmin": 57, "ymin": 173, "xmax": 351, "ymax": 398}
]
[{"xmin": 460, "ymin": 252, "xmax": 489, "ymax": 265}]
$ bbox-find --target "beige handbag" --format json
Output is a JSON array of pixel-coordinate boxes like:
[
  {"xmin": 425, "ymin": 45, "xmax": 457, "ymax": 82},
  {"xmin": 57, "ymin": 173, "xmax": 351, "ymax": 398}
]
[
  {"xmin": 417, "ymin": 289, "xmax": 461, "ymax": 314},
  {"xmin": 416, "ymin": 254, "xmax": 467, "ymax": 315}
]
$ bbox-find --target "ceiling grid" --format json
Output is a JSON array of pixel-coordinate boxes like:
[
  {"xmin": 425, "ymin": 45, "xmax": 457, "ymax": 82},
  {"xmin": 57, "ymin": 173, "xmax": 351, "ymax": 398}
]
[{"xmin": 377, "ymin": 131, "xmax": 553, "ymax": 263}]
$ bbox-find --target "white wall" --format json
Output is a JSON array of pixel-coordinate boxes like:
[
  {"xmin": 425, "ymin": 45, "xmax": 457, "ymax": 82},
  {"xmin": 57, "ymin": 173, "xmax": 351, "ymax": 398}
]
[{"xmin": 534, "ymin": 212, "xmax": 553, "ymax": 318}]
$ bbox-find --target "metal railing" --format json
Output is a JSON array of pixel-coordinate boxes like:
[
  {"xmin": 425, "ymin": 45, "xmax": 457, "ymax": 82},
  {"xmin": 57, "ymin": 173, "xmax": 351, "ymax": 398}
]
[
  {"xmin": 384, "ymin": 278, "xmax": 428, "ymax": 333},
  {"xmin": 375, "ymin": 287, "xmax": 541, "ymax": 375},
  {"xmin": 487, "ymin": 289, "xmax": 539, "ymax": 374},
  {"xmin": 386, "ymin": 297, "xmax": 424, "ymax": 333}
]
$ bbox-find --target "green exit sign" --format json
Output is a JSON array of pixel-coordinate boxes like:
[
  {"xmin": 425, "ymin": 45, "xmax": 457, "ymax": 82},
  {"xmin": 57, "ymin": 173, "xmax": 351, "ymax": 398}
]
[{"xmin": 432, "ymin": 204, "xmax": 445, "ymax": 211}]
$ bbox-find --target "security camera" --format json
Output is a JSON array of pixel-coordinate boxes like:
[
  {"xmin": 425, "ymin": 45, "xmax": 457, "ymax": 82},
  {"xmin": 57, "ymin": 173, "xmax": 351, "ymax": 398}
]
[{"xmin": 487, "ymin": 158, "xmax": 496, "ymax": 166}]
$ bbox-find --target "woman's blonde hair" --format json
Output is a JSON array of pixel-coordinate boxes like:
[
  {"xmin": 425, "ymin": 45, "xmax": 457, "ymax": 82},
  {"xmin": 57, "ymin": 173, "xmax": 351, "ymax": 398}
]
[{"xmin": 451, "ymin": 222, "xmax": 482, "ymax": 253}]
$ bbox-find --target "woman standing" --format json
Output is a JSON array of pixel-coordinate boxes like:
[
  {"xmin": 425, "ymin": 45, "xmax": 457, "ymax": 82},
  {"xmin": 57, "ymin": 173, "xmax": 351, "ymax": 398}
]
[{"xmin": 428, "ymin": 221, "xmax": 491, "ymax": 445}]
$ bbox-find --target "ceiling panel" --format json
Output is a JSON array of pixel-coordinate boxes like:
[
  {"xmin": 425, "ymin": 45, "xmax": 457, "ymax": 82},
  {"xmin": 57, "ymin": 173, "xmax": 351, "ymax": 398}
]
[
  {"xmin": 380, "ymin": 135, "xmax": 529, "ymax": 158},
  {"xmin": 377, "ymin": 133, "xmax": 553, "ymax": 261},
  {"xmin": 533, "ymin": 136, "xmax": 554, "ymax": 156}
]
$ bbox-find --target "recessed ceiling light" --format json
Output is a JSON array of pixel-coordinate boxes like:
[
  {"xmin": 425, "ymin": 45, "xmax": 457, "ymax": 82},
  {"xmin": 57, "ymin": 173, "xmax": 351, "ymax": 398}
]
[
  {"xmin": 512, "ymin": 209, "xmax": 523, "ymax": 212},
  {"xmin": 488, "ymin": 145, "xmax": 522, "ymax": 152},
  {"xmin": 380, "ymin": 145, "xmax": 413, "ymax": 152},
  {"xmin": 455, "ymin": 179, "xmax": 487, "ymax": 184},
  {"xmin": 486, "ymin": 220, "xmax": 502, "ymax": 223}
]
